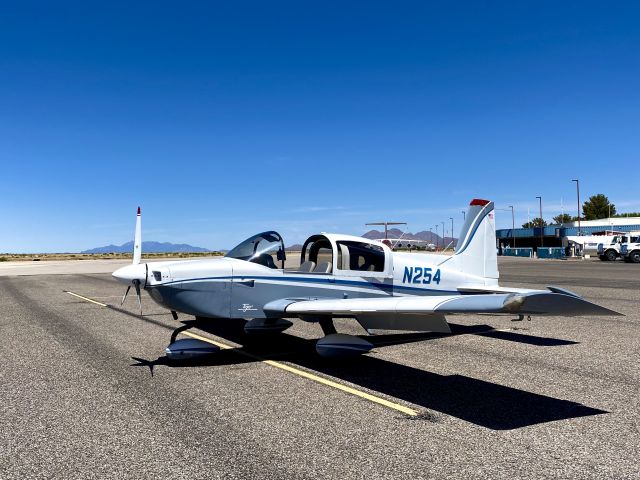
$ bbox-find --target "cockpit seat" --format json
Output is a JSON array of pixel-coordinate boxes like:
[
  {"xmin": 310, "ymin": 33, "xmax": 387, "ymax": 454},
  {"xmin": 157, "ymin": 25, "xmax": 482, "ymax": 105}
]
[
  {"xmin": 314, "ymin": 261, "xmax": 332, "ymax": 274},
  {"xmin": 251, "ymin": 253, "xmax": 277, "ymax": 269},
  {"xmin": 298, "ymin": 261, "xmax": 316, "ymax": 272}
]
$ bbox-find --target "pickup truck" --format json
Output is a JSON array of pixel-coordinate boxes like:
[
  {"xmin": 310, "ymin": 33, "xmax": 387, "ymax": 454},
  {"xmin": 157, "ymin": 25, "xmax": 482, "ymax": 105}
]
[
  {"xmin": 597, "ymin": 233, "xmax": 640, "ymax": 261},
  {"xmin": 620, "ymin": 239, "xmax": 640, "ymax": 263}
]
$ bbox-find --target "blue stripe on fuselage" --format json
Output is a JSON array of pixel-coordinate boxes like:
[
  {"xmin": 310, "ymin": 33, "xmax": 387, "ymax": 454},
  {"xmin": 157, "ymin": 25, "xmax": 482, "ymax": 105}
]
[{"xmin": 149, "ymin": 275, "xmax": 458, "ymax": 295}]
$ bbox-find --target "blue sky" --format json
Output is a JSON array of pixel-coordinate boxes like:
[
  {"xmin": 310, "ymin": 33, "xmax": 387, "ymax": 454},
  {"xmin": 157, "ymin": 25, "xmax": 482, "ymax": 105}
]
[{"xmin": 1, "ymin": 1, "xmax": 639, "ymax": 252}]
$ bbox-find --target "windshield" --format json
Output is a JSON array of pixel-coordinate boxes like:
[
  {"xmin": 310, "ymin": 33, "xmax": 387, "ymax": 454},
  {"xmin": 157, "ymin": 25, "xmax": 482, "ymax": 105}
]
[{"xmin": 225, "ymin": 231, "xmax": 286, "ymax": 269}]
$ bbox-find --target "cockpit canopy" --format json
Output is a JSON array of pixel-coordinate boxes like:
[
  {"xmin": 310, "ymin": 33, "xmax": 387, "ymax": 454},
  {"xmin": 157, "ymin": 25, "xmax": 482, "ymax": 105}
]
[
  {"xmin": 226, "ymin": 231, "xmax": 392, "ymax": 276},
  {"xmin": 300, "ymin": 233, "xmax": 392, "ymax": 277},
  {"xmin": 225, "ymin": 231, "xmax": 286, "ymax": 269}
]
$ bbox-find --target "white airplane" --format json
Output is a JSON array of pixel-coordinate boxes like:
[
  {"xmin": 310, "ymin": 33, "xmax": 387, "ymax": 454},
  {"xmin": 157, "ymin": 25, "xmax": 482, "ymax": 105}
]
[
  {"xmin": 113, "ymin": 199, "xmax": 619, "ymax": 358},
  {"xmin": 366, "ymin": 221, "xmax": 437, "ymax": 251},
  {"xmin": 374, "ymin": 238, "xmax": 437, "ymax": 251}
]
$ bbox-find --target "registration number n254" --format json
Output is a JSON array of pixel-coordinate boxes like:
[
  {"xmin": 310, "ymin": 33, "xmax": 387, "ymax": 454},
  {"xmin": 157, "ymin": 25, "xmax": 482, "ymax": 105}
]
[{"xmin": 402, "ymin": 267, "xmax": 441, "ymax": 285}]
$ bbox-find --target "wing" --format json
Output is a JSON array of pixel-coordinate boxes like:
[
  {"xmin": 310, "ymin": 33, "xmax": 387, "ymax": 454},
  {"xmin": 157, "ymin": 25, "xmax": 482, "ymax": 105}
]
[
  {"xmin": 272, "ymin": 292, "xmax": 620, "ymax": 317},
  {"xmin": 265, "ymin": 290, "xmax": 620, "ymax": 333}
]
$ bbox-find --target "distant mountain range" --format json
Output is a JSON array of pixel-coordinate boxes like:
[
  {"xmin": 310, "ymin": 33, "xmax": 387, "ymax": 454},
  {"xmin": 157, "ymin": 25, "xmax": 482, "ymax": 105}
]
[
  {"xmin": 362, "ymin": 228, "xmax": 457, "ymax": 245},
  {"xmin": 83, "ymin": 230, "xmax": 458, "ymax": 254},
  {"xmin": 82, "ymin": 241, "xmax": 212, "ymax": 254}
]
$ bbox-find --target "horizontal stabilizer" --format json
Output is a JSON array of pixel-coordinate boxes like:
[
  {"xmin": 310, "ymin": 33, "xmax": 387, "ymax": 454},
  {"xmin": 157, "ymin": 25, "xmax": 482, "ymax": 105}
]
[{"xmin": 437, "ymin": 292, "xmax": 621, "ymax": 317}]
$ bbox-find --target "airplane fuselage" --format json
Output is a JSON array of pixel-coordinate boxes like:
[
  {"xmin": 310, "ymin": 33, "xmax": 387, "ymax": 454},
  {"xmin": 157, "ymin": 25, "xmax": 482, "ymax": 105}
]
[{"xmin": 141, "ymin": 250, "xmax": 496, "ymax": 320}]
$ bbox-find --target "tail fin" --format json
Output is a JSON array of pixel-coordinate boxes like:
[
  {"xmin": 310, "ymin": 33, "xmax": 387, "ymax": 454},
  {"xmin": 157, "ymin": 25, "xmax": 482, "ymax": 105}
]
[{"xmin": 447, "ymin": 199, "xmax": 498, "ymax": 281}]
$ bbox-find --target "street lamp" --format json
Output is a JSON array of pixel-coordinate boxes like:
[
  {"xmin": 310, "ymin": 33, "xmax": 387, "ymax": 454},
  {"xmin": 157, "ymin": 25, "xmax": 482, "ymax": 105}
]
[
  {"xmin": 442, "ymin": 221, "xmax": 445, "ymax": 248},
  {"xmin": 450, "ymin": 217, "xmax": 454, "ymax": 247},
  {"xmin": 508, "ymin": 205, "xmax": 515, "ymax": 248},
  {"xmin": 461, "ymin": 210, "xmax": 466, "ymax": 221},
  {"xmin": 572, "ymin": 179, "xmax": 581, "ymax": 235},
  {"xmin": 435, "ymin": 224, "xmax": 439, "ymax": 249},
  {"xmin": 536, "ymin": 196, "xmax": 543, "ymax": 248}
]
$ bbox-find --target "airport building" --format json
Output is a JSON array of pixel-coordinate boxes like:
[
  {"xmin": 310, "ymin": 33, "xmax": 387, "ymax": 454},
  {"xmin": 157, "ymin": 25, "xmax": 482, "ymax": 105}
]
[{"xmin": 496, "ymin": 217, "xmax": 640, "ymax": 250}]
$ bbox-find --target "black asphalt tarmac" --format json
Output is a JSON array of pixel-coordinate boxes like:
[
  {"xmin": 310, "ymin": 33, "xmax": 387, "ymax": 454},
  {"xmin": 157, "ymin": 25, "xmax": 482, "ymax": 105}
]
[{"xmin": 1, "ymin": 258, "xmax": 638, "ymax": 479}]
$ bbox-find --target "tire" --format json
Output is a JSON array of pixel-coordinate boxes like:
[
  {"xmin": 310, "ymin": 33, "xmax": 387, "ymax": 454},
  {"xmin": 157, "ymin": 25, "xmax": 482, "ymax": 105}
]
[
  {"xmin": 599, "ymin": 255, "xmax": 607, "ymax": 261},
  {"xmin": 605, "ymin": 249, "xmax": 618, "ymax": 262},
  {"xmin": 630, "ymin": 250, "xmax": 640, "ymax": 264}
]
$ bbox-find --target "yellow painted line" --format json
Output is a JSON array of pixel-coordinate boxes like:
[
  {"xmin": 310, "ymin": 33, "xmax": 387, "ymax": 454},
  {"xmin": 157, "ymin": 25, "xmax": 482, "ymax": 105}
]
[
  {"xmin": 65, "ymin": 291, "xmax": 108, "ymax": 307},
  {"xmin": 182, "ymin": 331, "xmax": 418, "ymax": 416},
  {"xmin": 182, "ymin": 331, "xmax": 234, "ymax": 350},
  {"xmin": 67, "ymin": 290, "xmax": 419, "ymax": 417}
]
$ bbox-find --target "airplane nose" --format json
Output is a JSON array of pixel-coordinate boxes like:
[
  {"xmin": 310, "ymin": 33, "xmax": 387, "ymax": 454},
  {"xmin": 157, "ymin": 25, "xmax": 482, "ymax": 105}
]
[{"xmin": 112, "ymin": 264, "xmax": 147, "ymax": 284}]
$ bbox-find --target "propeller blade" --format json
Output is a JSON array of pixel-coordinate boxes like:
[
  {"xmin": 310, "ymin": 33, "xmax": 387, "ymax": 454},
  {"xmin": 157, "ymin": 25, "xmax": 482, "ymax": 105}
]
[
  {"xmin": 133, "ymin": 207, "xmax": 142, "ymax": 265},
  {"xmin": 134, "ymin": 279, "xmax": 142, "ymax": 315},
  {"xmin": 121, "ymin": 285, "xmax": 131, "ymax": 306}
]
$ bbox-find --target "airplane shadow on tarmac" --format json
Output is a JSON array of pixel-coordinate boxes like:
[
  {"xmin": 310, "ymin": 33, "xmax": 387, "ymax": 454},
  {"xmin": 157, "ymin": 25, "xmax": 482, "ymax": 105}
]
[{"xmin": 126, "ymin": 311, "xmax": 604, "ymax": 431}]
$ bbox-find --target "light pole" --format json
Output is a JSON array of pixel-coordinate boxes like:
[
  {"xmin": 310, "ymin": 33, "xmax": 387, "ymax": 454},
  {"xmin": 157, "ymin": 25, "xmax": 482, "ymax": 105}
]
[
  {"xmin": 461, "ymin": 210, "xmax": 466, "ymax": 221},
  {"xmin": 442, "ymin": 221, "xmax": 445, "ymax": 248},
  {"xmin": 536, "ymin": 196, "xmax": 543, "ymax": 248},
  {"xmin": 450, "ymin": 217, "xmax": 454, "ymax": 247},
  {"xmin": 435, "ymin": 224, "xmax": 439, "ymax": 249},
  {"xmin": 509, "ymin": 205, "xmax": 515, "ymax": 248},
  {"xmin": 572, "ymin": 179, "xmax": 581, "ymax": 235}
]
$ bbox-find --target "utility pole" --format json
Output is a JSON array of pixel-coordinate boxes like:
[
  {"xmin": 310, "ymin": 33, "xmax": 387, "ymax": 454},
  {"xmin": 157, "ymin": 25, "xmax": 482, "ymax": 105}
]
[
  {"xmin": 509, "ymin": 205, "xmax": 515, "ymax": 248},
  {"xmin": 450, "ymin": 217, "xmax": 454, "ymax": 247},
  {"xmin": 536, "ymin": 196, "xmax": 543, "ymax": 248},
  {"xmin": 572, "ymin": 179, "xmax": 581, "ymax": 235}
]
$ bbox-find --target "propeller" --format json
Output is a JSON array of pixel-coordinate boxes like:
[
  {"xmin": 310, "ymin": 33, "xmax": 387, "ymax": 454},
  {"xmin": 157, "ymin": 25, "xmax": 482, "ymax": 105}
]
[
  {"xmin": 113, "ymin": 207, "xmax": 146, "ymax": 315},
  {"xmin": 120, "ymin": 278, "xmax": 142, "ymax": 314}
]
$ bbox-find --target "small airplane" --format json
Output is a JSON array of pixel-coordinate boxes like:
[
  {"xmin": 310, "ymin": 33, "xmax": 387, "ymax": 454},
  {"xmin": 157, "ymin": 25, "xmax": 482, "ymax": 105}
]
[
  {"xmin": 366, "ymin": 221, "xmax": 437, "ymax": 251},
  {"xmin": 113, "ymin": 200, "xmax": 620, "ymax": 358},
  {"xmin": 374, "ymin": 238, "xmax": 437, "ymax": 251}
]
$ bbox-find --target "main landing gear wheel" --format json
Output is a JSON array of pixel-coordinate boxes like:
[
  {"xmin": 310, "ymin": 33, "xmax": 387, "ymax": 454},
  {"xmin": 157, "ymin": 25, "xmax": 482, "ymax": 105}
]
[
  {"xmin": 164, "ymin": 323, "xmax": 220, "ymax": 361},
  {"xmin": 243, "ymin": 318, "xmax": 293, "ymax": 335},
  {"xmin": 315, "ymin": 318, "xmax": 373, "ymax": 358}
]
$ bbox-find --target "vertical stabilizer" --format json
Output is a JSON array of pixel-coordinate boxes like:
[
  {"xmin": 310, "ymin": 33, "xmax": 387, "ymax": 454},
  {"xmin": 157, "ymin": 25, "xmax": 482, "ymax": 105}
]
[{"xmin": 448, "ymin": 199, "xmax": 498, "ymax": 282}]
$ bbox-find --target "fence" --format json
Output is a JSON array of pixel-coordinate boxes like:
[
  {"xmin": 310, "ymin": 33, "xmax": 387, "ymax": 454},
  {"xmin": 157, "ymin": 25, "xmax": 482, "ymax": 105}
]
[
  {"xmin": 536, "ymin": 247, "xmax": 566, "ymax": 259},
  {"xmin": 502, "ymin": 247, "xmax": 533, "ymax": 258}
]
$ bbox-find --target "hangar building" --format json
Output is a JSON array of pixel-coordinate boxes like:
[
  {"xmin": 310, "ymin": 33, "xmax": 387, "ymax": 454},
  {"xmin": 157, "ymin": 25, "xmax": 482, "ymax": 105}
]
[{"xmin": 496, "ymin": 217, "xmax": 640, "ymax": 250}]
